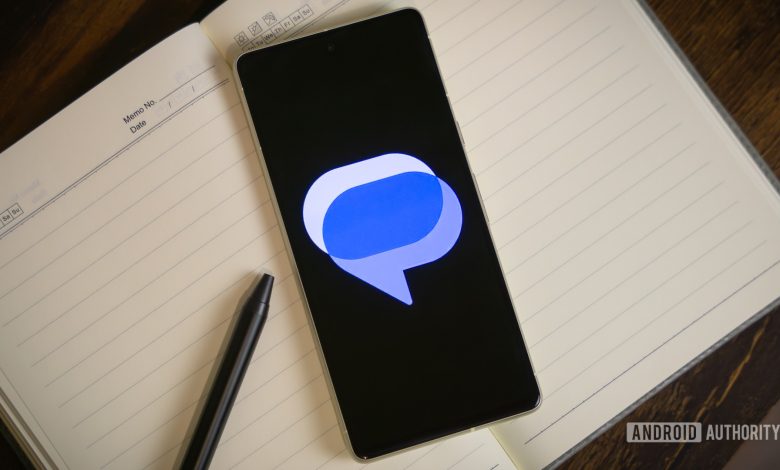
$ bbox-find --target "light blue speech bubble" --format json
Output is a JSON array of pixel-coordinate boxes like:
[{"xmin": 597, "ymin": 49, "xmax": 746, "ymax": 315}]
[{"xmin": 302, "ymin": 153, "xmax": 462, "ymax": 305}]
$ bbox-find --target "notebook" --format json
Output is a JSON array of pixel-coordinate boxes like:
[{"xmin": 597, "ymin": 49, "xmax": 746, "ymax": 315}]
[{"xmin": 1, "ymin": 0, "xmax": 779, "ymax": 468}]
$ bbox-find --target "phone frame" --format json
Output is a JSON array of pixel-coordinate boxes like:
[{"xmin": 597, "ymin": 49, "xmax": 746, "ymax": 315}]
[{"xmin": 233, "ymin": 8, "xmax": 541, "ymax": 462}]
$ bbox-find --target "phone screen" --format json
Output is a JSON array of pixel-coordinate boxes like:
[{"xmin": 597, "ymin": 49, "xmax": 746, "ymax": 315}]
[{"xmin": 237, "ymin": 9, "xmax": 539, "ymax": 459}]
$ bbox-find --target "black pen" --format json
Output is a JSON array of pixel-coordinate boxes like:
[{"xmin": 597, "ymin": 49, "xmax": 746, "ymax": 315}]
[{"xmin": 180, "ymin": 273, "xmax": 274, "ymax": 470}]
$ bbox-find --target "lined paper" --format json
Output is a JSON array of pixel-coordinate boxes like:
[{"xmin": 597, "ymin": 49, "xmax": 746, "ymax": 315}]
[{"xmin": 1, "ymin": 0, "xmax": 779, "ymax": 469}]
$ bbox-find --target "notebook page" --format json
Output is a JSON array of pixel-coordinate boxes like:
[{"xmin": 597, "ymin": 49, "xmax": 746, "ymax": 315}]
[
  {"xmin": 0, "ymin": 10, "xmax": 512, "ymax": 470},
  {"xmin": 202, "ymin": 0, "xmax": 780, "ymax": 468},
  {"xmin": 0, "ymin": 25, "xmax": 231, "ymax": 468},
  {"xmin": 480, "ymin": 1, "xmax": 780, "ymax": 468}
]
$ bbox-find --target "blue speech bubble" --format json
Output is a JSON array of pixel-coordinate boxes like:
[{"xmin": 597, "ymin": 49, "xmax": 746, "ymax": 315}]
[{"xmin": 302, "ymin": 153, "xmax": 462, "ymax": 305}]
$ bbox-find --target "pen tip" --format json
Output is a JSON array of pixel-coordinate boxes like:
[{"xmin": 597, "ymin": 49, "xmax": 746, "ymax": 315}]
[{"xmin": 255, "ymin": 273, "xmax": 274, "ymax": 304}]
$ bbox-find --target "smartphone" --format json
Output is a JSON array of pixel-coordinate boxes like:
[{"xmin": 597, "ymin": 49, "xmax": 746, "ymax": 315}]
[{"xmin": 235, "ymin": 8, "xmax": 540, "ymax": 460}]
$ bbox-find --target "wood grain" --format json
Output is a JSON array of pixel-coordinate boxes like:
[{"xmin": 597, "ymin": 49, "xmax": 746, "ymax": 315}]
[
  {"xmin": 0, "ymin": 0, "xmax": 223, "ymax": 154},
  {"xmin": 0, "ymin": 1, "xmax": 778, "ymax": 468}
]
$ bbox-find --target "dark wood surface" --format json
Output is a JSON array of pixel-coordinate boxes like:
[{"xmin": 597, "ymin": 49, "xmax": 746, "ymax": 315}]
[{"xmin": 1, "ymin": 0, "xmax": 778, "ymax": 468}]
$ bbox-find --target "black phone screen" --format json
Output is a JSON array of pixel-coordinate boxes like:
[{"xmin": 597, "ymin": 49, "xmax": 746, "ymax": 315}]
[{"xmin": 236, "ymin": 9, "xmax": 539, "ymax": 459}]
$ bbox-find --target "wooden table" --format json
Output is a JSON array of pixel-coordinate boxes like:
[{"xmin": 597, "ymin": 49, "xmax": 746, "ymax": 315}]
[{"xmin": 1, "ymin": 0, "xmax": 778, "ymax": 468}]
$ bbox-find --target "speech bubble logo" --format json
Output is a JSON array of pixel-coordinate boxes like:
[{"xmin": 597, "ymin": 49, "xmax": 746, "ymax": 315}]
[{"xmin": 302, "ymin": 153, "xmax": 462, "ymax": 305}]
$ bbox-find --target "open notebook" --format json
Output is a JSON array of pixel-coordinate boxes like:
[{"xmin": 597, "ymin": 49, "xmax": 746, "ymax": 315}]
[{"xmin": 1, "ymin": 0, "xmax": 779, "ymax": 468}]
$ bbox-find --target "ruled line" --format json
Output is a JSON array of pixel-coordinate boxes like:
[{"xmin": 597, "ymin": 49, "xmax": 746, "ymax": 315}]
[
  {"xmin": 0, "ymin": 103, "xmax": 241, "ymax": 277},
  {"xmin": 453, "ymin": 23, "xmax": 612, "ymax": 106},
  {"xmin": 47, "ymin": 247, "xmax": 287, "ymax": 391},
  {"xmin": 75, "ymin": 311, "xmax": 308, "ymax": 434},
  {"xmin": 484, "ymin": 105, "xmax": 672, "ymax": 203},
  {"xmin": 504, "ymin": 145, "xmax": 702, "ymax": 272},
  {"xmin": 435, "ymin": 0, "xmax": 521, "ymax": 53},
  {"xmin": 453, "ymin": 7, "xmax": 604, "ymax": 113},
  {"xmin": 234, "ymin": 345, "xmax": 315, "ymax": 408},
  {"xmin": 271, "ymin": 424, "xmax": 338, "ymax": 469},
  {"xmin": 525, "ymin": 249, "xmax": 778, "ymax": 444},
  {"xmin": 22, "ymin": 157, "xmax": 260, "ymax": 354},
  {"xmin": 530, "ymin": 212, "xmax": 748, "ymax": 349},
  {"xmin": 543, "ymin": 240, "xmax": 770, "ymax": 398},
  {"xmin": 87, "ymin": 358, "xmax": 214, "ymax": 451},
  {"xmin": 447, "ymin": 443, "xmax": 485, "ymax": 469},
  {"xmin": 517, "ymin": 178, "xmax": 723, "ymax": 301},
  {"xmin": 26, "ymin": 198, "xmax": 274, "ymax": 361},
  {"xmin": 539, "ymin": 219, "xmax": 756, "ymax": 375},
  {"xmin": 227, "ymin": 399, "xmax": 331, "ymax": 468},
  {"xmin": 123, "ymin": 350, "xmax": 319, "ymax": 470},
  {"xmin": 60, "ymin": 315, "xmax": 232, "ymax": 410},
  {"xmin": 0, "ymin": 78, "xmax": 230, "ymax": 241},
  {"xmin": 403, "ymin": 442, "xmax": 444, "ymax": 469},
  {"xmin": 428, "ymin": 0, "xmax": 482, "ymax": 35},
  {"xmin": 496, "ymin": 132, "xmax": 694, "ymax": 259},
  {"xmin": 421, "ymin": 0, "xmax": 444, "ymax": 11},
  {"xmin": 473, "ymin": 68, "xmax": 645, "ymax": 179},
  {"xmin": 98, "ymin": 350, "xmax": 318, "ymax": 468},
  {"xmin": 523, "ymin": 199, "xmax": 740, "ymax": 328},
  {"xmin": 315, "ymin": 449, "xmax": 346, "ymax": 470},
  {"xmin": 13, "ymin": 152, "xmax": 257, "ymax": 337},
  {"xmin": 55, "ymin": 269, "xmax": 294, "ymax": 407},
  {"xmin": 138, "ymin": 440, "xmax": 180, "ymax": 470},
  {"xmin": 444, "ymin": 0, "xmax": 570, "ymax": 77},
  {"xmin": 98, "ymin": 391, "xmax": 205, "ymax": 467},
  {"xmin": 518, "ymin": 168, "xmax": 718, "ymax": 301},
  {"xmin": 3, "ymin": 127, "xmax": 251, "ymax": 327},
  {"xmin": 220, "ymin": 356, "xmax": 322, "ymax": 445}
]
